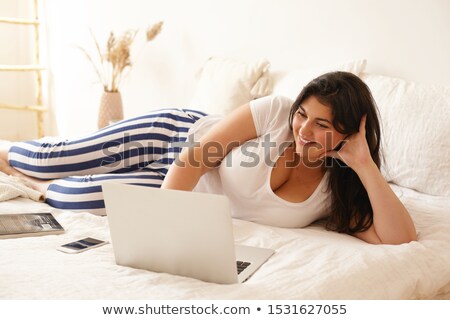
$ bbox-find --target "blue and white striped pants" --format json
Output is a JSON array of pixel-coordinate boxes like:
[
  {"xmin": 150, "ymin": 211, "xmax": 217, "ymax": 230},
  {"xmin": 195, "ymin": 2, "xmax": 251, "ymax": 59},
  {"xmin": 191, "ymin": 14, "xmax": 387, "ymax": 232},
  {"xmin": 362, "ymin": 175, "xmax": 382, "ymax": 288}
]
[{"xmin": 8, "ymin": 108, "xmax": 208, "ymax": 215}]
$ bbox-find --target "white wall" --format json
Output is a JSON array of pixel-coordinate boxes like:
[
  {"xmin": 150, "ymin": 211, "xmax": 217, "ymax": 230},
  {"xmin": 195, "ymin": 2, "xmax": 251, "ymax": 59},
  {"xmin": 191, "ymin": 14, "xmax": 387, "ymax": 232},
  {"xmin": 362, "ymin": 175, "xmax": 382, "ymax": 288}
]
[
  {"xmin": 2, "ymin": 0, "xmax": 449, "ymax": 139},
  {"xmin": 0, "ymin": 0, "xmax": 40, "ymax": 140}
]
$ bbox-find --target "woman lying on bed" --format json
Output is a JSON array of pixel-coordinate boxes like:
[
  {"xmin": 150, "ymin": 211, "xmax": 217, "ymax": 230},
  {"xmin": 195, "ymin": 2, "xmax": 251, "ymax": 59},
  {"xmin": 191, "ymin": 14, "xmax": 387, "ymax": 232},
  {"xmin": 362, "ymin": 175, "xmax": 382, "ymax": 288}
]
[{"xmin": 0, "ymin": 71, "xmax": 417, "ymax": 245}]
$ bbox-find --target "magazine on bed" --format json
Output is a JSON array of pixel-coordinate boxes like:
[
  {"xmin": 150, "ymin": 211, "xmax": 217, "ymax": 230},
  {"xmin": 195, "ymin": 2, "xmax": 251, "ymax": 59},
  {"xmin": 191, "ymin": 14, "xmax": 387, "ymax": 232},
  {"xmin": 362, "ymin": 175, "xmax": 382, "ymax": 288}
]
[{"xmin": 0, "ymin": 212, "xmax": 64, "ymax": 239}]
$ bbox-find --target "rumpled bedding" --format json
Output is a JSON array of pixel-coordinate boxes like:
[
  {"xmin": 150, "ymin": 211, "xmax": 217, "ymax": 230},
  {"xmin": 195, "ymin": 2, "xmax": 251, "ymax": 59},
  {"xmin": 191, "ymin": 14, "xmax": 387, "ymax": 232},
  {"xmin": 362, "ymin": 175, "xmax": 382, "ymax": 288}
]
[
  {"xmin": 0, "ymin": 184, "xmax": 449, "ymax": 299},
  {"xmin": 0, "ymin": 172, "xmax": 44, "ymax": 202}
]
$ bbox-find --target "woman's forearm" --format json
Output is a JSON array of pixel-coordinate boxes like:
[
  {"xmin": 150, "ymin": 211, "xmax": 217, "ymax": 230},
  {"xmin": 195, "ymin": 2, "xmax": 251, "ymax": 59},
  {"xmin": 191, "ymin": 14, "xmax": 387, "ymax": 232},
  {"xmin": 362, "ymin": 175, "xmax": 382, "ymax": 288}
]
[
  {"xmin": 355, "ymin": 161, "xmax": 417, "ymax": 244},
  {"xmin": 161, "ymin": 146, "xmax": 210, "ymax": 191}
]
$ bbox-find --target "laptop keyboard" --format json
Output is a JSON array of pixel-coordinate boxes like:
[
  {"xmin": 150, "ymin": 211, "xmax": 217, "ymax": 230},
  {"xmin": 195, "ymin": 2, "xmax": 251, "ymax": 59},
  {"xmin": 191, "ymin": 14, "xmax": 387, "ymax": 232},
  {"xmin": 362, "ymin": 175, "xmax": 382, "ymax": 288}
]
[{"xmin": 236, "ymin": 260, "xmax": 251, "ymax": 275}]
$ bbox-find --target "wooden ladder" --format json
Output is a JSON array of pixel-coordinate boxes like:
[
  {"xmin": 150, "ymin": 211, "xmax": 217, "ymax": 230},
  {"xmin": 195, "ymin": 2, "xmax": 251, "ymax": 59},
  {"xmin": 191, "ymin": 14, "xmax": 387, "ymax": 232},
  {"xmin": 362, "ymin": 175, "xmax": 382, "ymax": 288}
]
[{"xmin": 0, "ymin": 0, "xmax": 46, "ymax": 138}]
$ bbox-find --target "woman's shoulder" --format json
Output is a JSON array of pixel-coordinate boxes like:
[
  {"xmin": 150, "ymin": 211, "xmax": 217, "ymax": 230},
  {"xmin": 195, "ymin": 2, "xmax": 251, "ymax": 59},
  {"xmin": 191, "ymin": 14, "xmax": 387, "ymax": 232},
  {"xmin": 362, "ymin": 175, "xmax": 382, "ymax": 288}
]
[
  {"xmin": 250, "ymin": 95, "xmax": 294, "ymax": 122},
  {"xmin": 250, "ymin": 95, "xmax": 294, "ymax": 136}
]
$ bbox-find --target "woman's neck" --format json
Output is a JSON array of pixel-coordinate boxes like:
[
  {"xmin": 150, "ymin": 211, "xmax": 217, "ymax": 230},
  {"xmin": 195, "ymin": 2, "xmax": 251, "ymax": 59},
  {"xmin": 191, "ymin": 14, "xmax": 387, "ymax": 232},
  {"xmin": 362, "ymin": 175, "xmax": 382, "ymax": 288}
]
[{"xmin": 287, "ymin": 145, "xmax": 326, "ymax": 182}]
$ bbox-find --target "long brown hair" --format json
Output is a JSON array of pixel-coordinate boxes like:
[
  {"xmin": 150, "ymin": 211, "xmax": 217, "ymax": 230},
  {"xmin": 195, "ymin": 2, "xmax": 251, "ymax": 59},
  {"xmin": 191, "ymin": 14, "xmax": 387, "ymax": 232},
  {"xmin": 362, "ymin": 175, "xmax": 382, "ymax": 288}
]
[{"xmin": 288, "ymin": 71, "xmax": 381, "ymax": 234}]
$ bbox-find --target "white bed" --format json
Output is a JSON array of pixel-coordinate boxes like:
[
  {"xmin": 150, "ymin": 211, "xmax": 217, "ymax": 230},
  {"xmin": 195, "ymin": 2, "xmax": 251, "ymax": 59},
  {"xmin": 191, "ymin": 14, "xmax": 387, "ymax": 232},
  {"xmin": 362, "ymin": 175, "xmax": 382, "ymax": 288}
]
[
  {"xmin": 0, "ymin": 184, "xmax": 449, "ymax": 299},
  {"xmin": 1, "ymin": 61, "xmax": 450, "ymax": 299}
]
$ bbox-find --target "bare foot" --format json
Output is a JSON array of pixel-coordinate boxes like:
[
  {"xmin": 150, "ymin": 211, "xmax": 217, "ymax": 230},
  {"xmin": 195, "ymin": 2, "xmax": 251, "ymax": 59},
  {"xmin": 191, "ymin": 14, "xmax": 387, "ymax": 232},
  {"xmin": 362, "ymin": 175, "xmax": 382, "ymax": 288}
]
[
  {"xmin": 0, "ymin": 158, "xmax": 14, "ymax": 175},
  {"xmin": 0, "ymin": 159, "xmax": 51, "ymax": 196}
]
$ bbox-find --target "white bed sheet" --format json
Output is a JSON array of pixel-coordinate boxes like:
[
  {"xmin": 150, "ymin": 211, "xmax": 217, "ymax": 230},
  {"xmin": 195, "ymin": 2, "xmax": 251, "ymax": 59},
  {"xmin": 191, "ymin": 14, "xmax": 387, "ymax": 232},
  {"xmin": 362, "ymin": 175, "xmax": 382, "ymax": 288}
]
[{"xmin": 0, "ymin": 184, "xmax": 449, "ymax": 299}]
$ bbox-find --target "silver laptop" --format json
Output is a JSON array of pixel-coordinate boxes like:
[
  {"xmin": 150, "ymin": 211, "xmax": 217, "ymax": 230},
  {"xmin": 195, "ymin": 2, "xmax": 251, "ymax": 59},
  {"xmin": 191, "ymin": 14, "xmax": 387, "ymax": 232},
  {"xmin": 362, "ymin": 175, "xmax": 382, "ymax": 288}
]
[{"xmin": 102, "ymin": 182, "xmax": 274, "ymax": 284}]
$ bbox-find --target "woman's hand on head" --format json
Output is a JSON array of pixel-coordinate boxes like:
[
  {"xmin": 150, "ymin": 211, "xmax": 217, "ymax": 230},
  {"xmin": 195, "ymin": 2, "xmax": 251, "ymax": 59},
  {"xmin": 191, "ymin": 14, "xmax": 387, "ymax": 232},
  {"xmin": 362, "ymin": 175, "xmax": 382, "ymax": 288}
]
[{"xmin": 321, "ymin": 115, "xmax": 374, "ymax": 172}]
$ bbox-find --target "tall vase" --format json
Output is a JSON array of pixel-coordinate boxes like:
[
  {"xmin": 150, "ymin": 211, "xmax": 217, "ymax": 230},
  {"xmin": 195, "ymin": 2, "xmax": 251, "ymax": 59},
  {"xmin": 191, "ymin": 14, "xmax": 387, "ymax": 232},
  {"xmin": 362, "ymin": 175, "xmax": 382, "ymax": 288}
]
[{"xmin": 98, "ymin": 91, "xmax": 124, "ymax": 129}]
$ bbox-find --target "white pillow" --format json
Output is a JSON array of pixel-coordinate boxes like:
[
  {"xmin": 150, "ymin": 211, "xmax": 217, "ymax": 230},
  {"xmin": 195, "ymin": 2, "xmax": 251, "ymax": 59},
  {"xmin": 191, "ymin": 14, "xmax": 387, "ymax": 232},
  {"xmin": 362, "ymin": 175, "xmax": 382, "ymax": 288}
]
[
  {"xmin": 191, "ymin": 56, "xmax": 272, "ymax": 115},
  {"xmin": 361, "ymin": 73, "xmax": 450, "ymax": 197},
  {"xmin": 272, "ymin": 59, "xmax": 367, "ymax": 100}
]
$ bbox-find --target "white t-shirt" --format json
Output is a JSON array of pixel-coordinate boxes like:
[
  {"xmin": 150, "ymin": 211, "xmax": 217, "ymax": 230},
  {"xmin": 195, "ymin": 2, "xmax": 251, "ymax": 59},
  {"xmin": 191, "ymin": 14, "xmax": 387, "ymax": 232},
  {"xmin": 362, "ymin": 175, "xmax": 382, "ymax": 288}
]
[{"xmin": 188, "ymin": 95, "xmax": 331, "ymax": 228}]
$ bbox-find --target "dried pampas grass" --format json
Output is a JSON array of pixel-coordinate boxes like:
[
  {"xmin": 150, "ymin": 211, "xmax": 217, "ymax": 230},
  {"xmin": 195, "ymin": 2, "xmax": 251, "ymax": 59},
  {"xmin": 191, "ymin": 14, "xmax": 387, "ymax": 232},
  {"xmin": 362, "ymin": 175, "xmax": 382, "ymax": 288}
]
[
  {"xmin": 146, "ymin": 21, "xmax": 163, "ymax": 41},
  {"xmin": 80, "ymin": 21, "xmax": 163, "ymax": 92}
]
